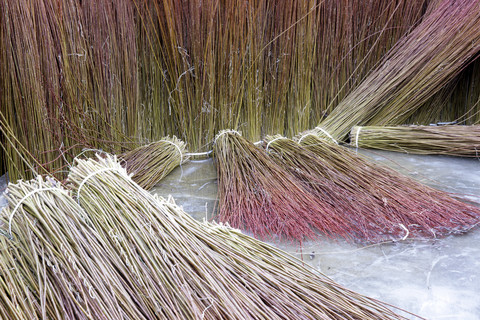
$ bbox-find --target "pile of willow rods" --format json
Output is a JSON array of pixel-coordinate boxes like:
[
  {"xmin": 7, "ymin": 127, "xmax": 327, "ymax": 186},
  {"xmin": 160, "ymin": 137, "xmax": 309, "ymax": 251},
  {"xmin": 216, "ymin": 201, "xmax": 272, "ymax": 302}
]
[
  {"xmin": 213, "ymin": 130, "xmax": 354, "ymax": 242},
  {"xmin": 0, "ymin": 177, "xmax": 156, "ymax": 319},
  {"xmin": 121, "ymin": 136, "xmax": 188, "ymax": 190},
  {"xmin": 294, "ymin": 128, "xmax": 480, "ymax": 239},
  {"xmin": 265, "ymin": 135, "xmax": 403, "ymax": 242},
  {"xmin": 350, "ymin": 125, "xmax": 480, "ymax": 157},
  {"xmin": 66, "ymin": 154, "xmax": 415, "ymax": 319},
  {"xmin": 319, "ymin": 0, "xmax": 480, "ymax": 141}
]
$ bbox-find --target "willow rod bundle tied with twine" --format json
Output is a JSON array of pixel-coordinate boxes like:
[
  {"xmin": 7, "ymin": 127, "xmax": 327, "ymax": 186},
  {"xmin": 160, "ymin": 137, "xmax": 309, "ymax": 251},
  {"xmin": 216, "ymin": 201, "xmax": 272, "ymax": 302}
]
[
  {"xmin": 318, "ymin": 0, "xmax": 480, "ymax": 142},
  {"xmin": 121, "ymin": 136, "xmax": 188, "ymax": 190},
  {"xmin": 66, "ymin": 154, "xmax": 418, "ymax": 319},
  {"xmin": 265, "ymin": 135, "xmax": 405, "ymax": 243},
  {"xmin": 212, "ymin": 129, "xmax": 356, "ymax": 242},
  {"xmin": 295, "ymin": 127, "xmax": 480, "ymax": 239},
  {"xmin": 351, "ymin": 125, "xmax": 480, "ymax": 157},
  {"xmin": 0, "ymin": 177, "xmax": 157, "ymax": 319}
]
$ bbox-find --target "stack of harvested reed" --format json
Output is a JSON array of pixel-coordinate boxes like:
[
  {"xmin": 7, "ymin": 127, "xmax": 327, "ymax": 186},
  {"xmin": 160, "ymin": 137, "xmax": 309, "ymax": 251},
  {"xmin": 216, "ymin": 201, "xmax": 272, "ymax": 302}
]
[
  {"xmin": 351, "ymin": 125, "xmax": 480, "ymax": 157},
  {"xmin": 67, "ymin": 154, "xmax": 416, "ymax": 319},
  {"xmin": 213, "ymin": 130, "xmax": 353, "ymax": 242},
  {"xmin": 0, "ymin": 177, "xmax": 157, "ymax": 319},
  {"xmin": 265, "ymin": 135, "xmax": 401, "ymax": 242},
  {"xmin": 120, "ymin": 136, "xmax": 188, "ymax": 190},
  {"xmin": 319, "ymin": 0, "xmax": 480, "ymax": 142},
  {"xmin": 296, "ymin": 127, "xmax": 480, "ymax": 239}
]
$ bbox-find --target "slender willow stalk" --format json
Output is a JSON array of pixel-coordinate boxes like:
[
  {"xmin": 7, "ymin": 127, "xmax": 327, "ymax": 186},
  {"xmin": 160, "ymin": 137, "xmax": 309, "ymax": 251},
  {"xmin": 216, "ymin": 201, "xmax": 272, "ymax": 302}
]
[
  {"xmin": 351, "ymin": 125, "xmax": 480, "ymax": 157},
  {"xmin": 67, "ymin": 154, "xmax": 417, "ymax": 319},
  {"xmin": 297, "ymin": 128, "xmax": 480, "ymax": 239}
]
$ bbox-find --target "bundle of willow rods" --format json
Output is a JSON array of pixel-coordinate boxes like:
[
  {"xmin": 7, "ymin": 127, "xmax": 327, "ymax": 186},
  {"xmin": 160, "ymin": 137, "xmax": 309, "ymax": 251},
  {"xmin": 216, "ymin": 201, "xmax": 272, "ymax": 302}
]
[
  {"xmin": 265, "ymin": 135, "xmax": 402, "ymax": 242},
  {"xmin": 213, "ymin": 130, "xmax": 355, "ymax": 242},
  {"xmin": 350, "ymin": 125, "xmax": 480, "ymax": 157},
  {"xmin": 121, "ymin": 136, "xmax": 188, "ymax": 190},
  {"xmin": 319, "ymin": 0, "xmax": 480, "ymax": 142},
  {"xmin": 0, "ymin": 177, "xmax": 156, "ymax": 319},
  {"xmin": 296, "ymin": 127, "xmax": 480, "ymax": 239},
  {"xmin": 67, "ymin": 154, "xmax": 416, "ymax": 319}
]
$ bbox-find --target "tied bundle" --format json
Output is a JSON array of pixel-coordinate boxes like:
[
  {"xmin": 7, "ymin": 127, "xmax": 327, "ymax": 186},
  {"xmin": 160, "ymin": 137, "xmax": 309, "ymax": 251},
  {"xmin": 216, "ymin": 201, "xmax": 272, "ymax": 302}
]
[
  {"xmin": 296, "ymin": 128, "xmax": 480, "ymax": 239},
  {"xmin": 0, "ymin": 177, "xmax": 156, "ymax": 319},
  {"xmin": 319, "ymin": 0, "xmax": 480, "ymax": 142},
  {"xmin": 265, "ymin": 135, "xmax": 400, "ymax": 243},
  {"xmin": 213, "ymin": 130, "xmax": 351, "ymax": 242},
  {"xmin": 350, "ymin": 125, "xmax": 480, "ymax": 157},
  {"xmin": 121, "ymin": 136, "xmax": 188, "ymax": 190},
  {"xmin": 66, "ymin": 154, "xmax": 416, "ymax": 319}
]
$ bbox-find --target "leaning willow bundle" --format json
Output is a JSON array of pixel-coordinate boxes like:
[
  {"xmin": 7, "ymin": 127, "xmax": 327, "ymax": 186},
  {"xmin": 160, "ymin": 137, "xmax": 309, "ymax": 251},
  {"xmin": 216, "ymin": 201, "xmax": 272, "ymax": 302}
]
[
  {"xmin": 296, "ymin": 128, "xmax": 480, "ymax": 239},
  {"xmin": 121, "ymin": 136, "xmax": 188, "ymax": 190},
  {"xmin": 319, "ymin": 0, "xmax": 480, "ymax": 142},
  {"xmin": 68, "ymin": 154, "xmax": 415, "ymax": 319},
  {"xmin": 351, "ymin": 125, "xmax": 480, "ymax": 157},
  {"xmin": 265, "ymin": 135, "xmax": 403, "ymax": 242},
  {"xmin": 0, "ymin": 177, "xmax": 157, "ymax": 319},
  {"xmin": 213, "ymin": 130, "xmax": 352, "ymax": 242}
]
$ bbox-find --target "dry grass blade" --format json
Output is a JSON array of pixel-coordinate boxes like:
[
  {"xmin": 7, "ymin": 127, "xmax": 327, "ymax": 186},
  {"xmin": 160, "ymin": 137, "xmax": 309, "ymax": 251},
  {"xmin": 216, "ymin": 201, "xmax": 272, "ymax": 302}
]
[
  {"xmin": 297, "ymin": 128, "xmax": 480, "ymax": 239},
  {"xmin": 0, "ymin": 177, "xmax": 156, "ymax": 319},
  {"xmin": 351, "ymin": 125, "xmax": 480, "ymax": 157},
  {"xmin": 121, "ymin": 136, "xmax": 188, "ymax": 190},
  {"xmin": 67, "ymin": 154, "xmax": 417, "ymax": 319},
  {"xmin": 265, "ymin": 135, "xmax": 405, "ymax": 243},
  {"xmin": 213, "ymin": 130, "xmax": 354, "ymax": 242}
]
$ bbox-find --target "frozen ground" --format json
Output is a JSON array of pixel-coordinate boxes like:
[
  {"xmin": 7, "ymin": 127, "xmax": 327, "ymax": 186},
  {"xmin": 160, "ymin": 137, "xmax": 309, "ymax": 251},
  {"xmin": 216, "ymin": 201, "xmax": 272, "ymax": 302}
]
[
  {"xmin": 151, "ymin": 150, "xmax": 480, "ymax": 320},
  {"xmin": 1, "ymin": 150, "xmax": 479, "ymax": 319}
]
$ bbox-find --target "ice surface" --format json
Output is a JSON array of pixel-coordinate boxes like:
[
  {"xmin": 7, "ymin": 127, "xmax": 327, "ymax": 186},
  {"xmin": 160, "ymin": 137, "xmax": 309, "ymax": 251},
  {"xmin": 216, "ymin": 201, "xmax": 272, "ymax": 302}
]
[{"xmin": 0, "ymin": 174, "xmax": 7, "ymax": 209}]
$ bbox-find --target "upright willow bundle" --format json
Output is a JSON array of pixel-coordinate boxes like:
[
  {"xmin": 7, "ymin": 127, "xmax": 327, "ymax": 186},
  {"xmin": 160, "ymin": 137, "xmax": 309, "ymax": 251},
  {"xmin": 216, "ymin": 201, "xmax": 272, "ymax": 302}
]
[
  {"xmin": 1, "ymin": 0, "xmax": 431, "ymax": 181},
  {"xmin": 213, "ymin": 130, "xmax": 353, "ymax": 242},
  {"xmin": 265, "ymin": 135, "xmax": 404, "ymax": 242},
  {"xmin": 67, "ymin": 154, "xmax": 416, "ymax": 319},
  {"xmin": 0, "ymin": 177, "xmax": 157, "ymax": 319},
  {"xmin": 351, "ymin": 125, "xmax": 480, "ymax": 157},
  {"xmin": 121, "ymin": 136, "xmax": 188, "ymax": 190},
  {"xmin": 319, "ymin": 0, "xmax": 480, "ymax": 142},
  {"xmin": 296, "ymin": 128, "xmax": 480, "ymax": 239}
]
